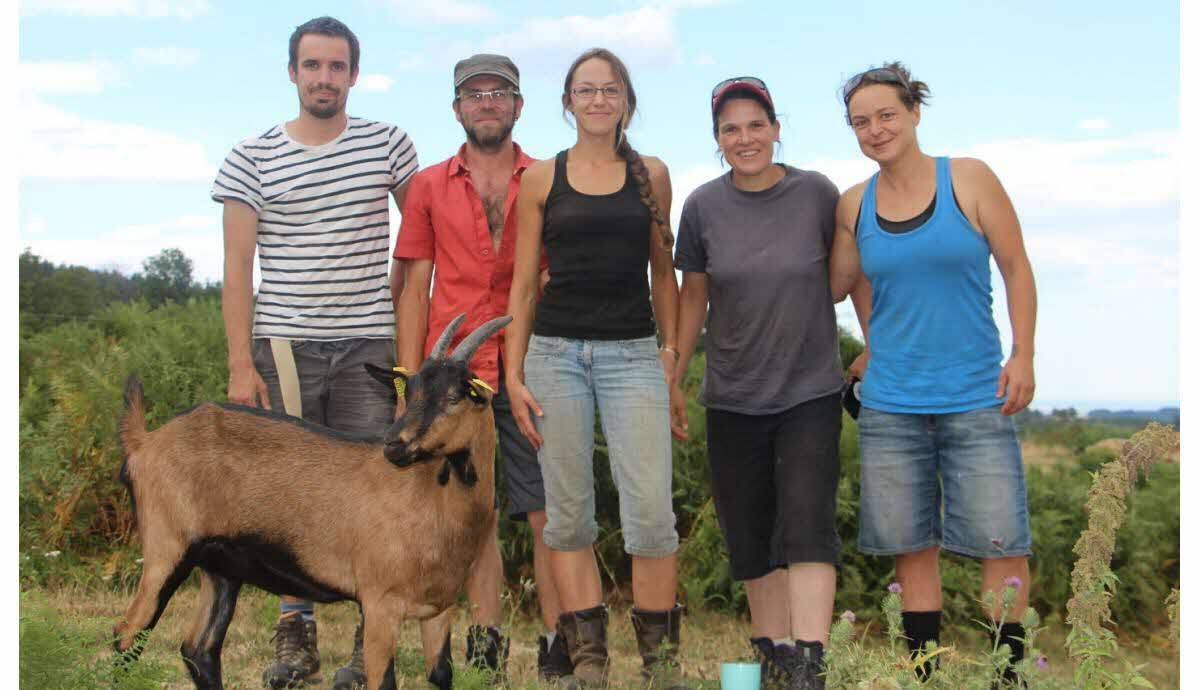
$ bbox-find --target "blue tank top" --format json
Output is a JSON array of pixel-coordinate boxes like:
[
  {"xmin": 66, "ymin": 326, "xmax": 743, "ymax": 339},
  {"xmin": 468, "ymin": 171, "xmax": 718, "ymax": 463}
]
[{"xmin": 856, "ymin": 156, "xmax": 1003, "ymax": 413}]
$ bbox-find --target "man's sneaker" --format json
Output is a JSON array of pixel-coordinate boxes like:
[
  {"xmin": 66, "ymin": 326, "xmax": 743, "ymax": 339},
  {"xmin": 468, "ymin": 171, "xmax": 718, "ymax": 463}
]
[
  {"xmin": 262, "ymin": 612, "xmax": 321, "ymax": 688},
  {"xmin": 538, "ymin": 632, "xmax": 575, "ymax": 681},
  {"xmin": 331, "ymin": 620, "xmax": 366, "ymax": 690}
]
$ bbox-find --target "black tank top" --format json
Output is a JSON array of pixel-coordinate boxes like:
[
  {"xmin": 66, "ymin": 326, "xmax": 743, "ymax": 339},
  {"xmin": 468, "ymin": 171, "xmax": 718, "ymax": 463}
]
[{"xmin": 533, "ymin": 150, "xmax": 656, "ymax": 340}]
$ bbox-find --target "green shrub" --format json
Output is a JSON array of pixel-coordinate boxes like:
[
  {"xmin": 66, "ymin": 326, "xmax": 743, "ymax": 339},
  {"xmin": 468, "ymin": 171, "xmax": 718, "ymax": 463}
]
[{"xmin": 20, "ymin": 590, "xmax": 173, "ymax": 689}]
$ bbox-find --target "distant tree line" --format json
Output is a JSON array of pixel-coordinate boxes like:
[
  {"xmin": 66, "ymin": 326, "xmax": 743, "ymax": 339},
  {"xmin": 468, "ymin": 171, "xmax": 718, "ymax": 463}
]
[{"xmin": 19, "ymin": 248, "xmax": 221, "ymax": 333}]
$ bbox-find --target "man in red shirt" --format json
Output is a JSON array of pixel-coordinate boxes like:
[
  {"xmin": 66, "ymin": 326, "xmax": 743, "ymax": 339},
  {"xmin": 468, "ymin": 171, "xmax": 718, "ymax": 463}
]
[{"xmin": 391, "ymin": 54, "xmax": 568, "ymax": 681}]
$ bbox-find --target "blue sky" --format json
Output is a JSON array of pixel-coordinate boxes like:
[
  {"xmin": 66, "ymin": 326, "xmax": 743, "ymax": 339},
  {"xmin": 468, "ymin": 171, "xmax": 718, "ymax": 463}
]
[{"xmin": 17, "ymin": 0, "xmax": 1181, "ymax": 407}]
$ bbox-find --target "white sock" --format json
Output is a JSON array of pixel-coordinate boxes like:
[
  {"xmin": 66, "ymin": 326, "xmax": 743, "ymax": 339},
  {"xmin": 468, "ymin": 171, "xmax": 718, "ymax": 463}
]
[
  {"xmin": 544, "ymin": 630, "xmax": 557, "ymax": 646},
  {"xmin": 772, "ymin": 638, "xmax": 794, "ymax": 647}
]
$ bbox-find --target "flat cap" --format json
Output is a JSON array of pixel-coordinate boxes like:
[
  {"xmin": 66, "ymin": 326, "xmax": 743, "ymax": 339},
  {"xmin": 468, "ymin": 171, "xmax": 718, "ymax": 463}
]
[{"xmin": 453, "ymin": 53, "xmax": 520, "ymax": 90}]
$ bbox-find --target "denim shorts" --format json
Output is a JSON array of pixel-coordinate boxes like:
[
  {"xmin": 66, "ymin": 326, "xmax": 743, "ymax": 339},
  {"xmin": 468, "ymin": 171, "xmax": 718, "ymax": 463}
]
[
  {"xmin": 524, "ymin": 334, "xmax": 679, "ymax": 558},
  {"xmin": 856, "ymin": 404, "xmax": 1033, "ymax": 559}
]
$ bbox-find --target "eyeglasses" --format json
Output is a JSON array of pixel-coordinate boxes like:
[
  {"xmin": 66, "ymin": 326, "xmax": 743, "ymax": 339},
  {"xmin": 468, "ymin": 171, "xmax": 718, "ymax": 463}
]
[
  {"xmin": 710, "ymin": 76, "xmax": 773, "ymax": 112},
  {"xmin": 570, "ymin": 85, "xmax": 623, "ymax": 101},
  {"xmin": 458, "ymin": 88, "xmax": 520, "ymax": 106},
  {"xmin": 841, "ymin": 68, "xmax": 909, "ymax": 104}
]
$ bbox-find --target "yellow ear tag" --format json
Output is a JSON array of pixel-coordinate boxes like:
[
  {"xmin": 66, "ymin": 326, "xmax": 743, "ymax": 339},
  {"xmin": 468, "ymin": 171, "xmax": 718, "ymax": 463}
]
[
  {"xmin": 469, "ymin": 378, "xmax": 495, "ymax": 395},
  {"xmin": 392, "ymin": 366, "xmax": 413, "ymax": 398}
]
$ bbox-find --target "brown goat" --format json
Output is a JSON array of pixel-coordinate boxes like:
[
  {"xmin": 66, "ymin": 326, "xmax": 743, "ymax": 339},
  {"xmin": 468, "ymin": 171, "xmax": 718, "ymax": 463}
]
[{"xmin": 112, "ymin": 314, "xmax": 511, "ymax": 690}]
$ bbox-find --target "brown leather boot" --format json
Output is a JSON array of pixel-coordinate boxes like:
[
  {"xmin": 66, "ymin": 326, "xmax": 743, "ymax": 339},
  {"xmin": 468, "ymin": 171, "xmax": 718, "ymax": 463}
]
[
  {"xmin": 556, "ymin": 606, "xmax": 610, "ymax": 688},
  {"xmin": 631, "ymin": 604, "xmax": 690, "ymax": 689}
]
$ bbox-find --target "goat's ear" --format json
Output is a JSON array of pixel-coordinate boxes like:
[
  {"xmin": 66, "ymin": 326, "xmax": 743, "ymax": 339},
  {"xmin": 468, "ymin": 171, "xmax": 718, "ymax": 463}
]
[{"xmin": 364, "ymin": 363, "xmax": 406, "ymax": 390}]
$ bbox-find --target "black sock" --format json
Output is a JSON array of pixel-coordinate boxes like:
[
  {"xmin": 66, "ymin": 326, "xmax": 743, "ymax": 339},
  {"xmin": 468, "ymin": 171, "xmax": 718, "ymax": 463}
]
[
  {"xmin": 996, "ymin": 622, "xmax": 1026, "ymax": 680},
  {"xmin": 901, "ymin": 610, "xmax": 942, "ymax": 680}
]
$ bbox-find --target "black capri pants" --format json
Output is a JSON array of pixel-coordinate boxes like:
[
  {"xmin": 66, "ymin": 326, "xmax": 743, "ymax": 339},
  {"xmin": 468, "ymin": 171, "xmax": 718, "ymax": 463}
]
[{"xmin": 705, "ymin": 392, "xmax": 843, "ymax": 581}]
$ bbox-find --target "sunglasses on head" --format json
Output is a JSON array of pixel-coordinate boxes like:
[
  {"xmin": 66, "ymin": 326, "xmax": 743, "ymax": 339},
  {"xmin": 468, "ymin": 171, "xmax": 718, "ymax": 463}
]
[
  {"xmin": 841, "ymin": 67, "xmax": 909, "ymax": 104},
  {"xmin": 711, "ymin": 76, "xmax": 772, "ymax": 111}
]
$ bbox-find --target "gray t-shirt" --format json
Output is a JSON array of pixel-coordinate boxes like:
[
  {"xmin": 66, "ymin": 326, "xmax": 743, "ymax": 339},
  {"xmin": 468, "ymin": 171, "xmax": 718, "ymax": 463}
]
[{"xmin": 674, "ymin": 165, "xmax": 844, "ymax": 415}]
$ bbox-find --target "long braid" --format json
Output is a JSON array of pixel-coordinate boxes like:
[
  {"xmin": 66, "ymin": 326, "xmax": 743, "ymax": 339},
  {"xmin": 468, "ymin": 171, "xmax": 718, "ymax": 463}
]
[{"xmin": 616, "ymin": 127, "xmax": 674, "ymax": 250}]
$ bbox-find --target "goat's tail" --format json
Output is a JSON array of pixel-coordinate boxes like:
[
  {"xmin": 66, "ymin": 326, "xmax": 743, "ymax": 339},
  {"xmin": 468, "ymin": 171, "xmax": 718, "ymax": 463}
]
[{"xmin": 119, "ymin": 374, "xmax": 148, "ymax": 460}]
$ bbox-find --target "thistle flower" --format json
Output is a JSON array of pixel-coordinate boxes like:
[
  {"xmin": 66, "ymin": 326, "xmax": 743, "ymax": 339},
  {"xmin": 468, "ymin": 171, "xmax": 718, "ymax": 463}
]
[
  {"xmin": 1036, "ymin": 655, "xmax": 1048, "ymax": 670},
  {"xmin": 1004, "ymin": 576, "xmax": 1023, "ymax": 589},
  {"xmin": 840, "ymin": 610, "xmax": 856, "ymax": 623},
  {"xmin": 887, "ymin": 582, "xmax": 902, "ymax": 594}
]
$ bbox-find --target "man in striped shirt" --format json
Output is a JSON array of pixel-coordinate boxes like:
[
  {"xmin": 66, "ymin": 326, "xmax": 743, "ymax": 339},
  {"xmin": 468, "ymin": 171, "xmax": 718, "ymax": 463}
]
[{"xmin": 210, "ymin": 16, "xmax": 417, "ymax": 690}]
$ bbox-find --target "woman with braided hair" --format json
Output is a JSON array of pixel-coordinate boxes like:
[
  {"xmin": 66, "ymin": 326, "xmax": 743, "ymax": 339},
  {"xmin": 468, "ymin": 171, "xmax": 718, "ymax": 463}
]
[{"xmin": 505, "ymin": 47, "xmax": 688, "ymax": 688}]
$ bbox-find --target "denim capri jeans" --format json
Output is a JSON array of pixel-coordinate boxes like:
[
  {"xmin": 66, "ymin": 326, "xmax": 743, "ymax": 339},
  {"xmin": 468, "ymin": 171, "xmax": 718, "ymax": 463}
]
[{"xmin": 523, "ymin": 334, "xmax": 679, "ymax": 558}]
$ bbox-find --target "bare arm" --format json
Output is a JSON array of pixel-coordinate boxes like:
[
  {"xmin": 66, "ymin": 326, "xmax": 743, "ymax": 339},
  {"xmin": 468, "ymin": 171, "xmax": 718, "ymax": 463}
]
[
  {"xmin": 645, "ymin": 158, "xmax": 680, "ymax": 362},
  {"xmin": 846, "ymin": 276, "xmax": 872, "ymax": 380},
  {"xmin": 959, "ymin": 158, "xmax": 1037, "ymax": 414},
  {"xmin": 830, "ymin": 184, "xmax": 866, "ymax": 303},
  {"xmin": 221, "ymin": 199, "xmax": 270, "ymax": 408},
  {"xmin": 673, "ymin": 272, "xmax": 708, "ymax": 388},
  {"xmin": 504, "ymin": 160, "xmax": 553, "ymax": 447},
  {"xmin": 393, "ymin": 259, "xmax": 433, "ymax": 371},
  {"xmin": 644, "ymin": 157, "xmax": 686, "ymax": 441}
]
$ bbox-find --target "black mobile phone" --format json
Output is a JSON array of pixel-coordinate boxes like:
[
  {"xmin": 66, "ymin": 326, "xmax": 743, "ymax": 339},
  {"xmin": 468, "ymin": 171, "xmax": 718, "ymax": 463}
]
[{"xmin": 842, "ymin": 377, "xmax": 862, "ymax": 420}]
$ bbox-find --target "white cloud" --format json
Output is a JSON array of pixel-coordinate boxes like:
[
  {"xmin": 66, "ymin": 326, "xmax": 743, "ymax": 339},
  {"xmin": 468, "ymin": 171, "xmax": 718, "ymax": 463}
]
[
  {"xmin": 478, "ymin": 7, "xmax": 683, "ymax": 71},
  {"xmin": 392, "ymin": 52, "xmax": 428, "ymax": 73},
  {"xmin": 357, "ymin": 74, "xmax": 394, "ymax": 93},
  {"xmin": 378, "ymin": 0, "xmax": 497, "ymax": 24},
  {"xmin": 22, "ymin": 216, "xmax": 50, "ymax": 236},
  {"xmin": 1079, "ymin": 118, "xmax": 1111, "ymax": 130},
  {"xmin": 965, "ymin": 130, "xmax": 1177, "ymax": 208},
  {"xmin": 21, "ymin": 0, "xmax": 210, "ymax": 19},
  {"xmin": 133, "ymin": 46, "xmax": 201, "ymax": 67},
  {"xmin": 22, "ymin": 215, "xmax": 228, "ymax": 283},
  {"xmin": 20, "ymin": 97, "xmax": 215, "ymax": 180},
  {"xmin": 694, "ymin": 54, "xmax": 715, "ymax": 67},
  {"xmin": 19, "ymin": 60, "xmax": 121, "ymax": 94}
]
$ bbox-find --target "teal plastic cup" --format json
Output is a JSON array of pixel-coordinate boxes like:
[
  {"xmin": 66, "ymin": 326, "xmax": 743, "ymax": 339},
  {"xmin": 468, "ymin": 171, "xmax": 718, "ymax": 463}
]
[{"xmin": 720, "ymin": 661, "xmax": 761, "ymax": 689}]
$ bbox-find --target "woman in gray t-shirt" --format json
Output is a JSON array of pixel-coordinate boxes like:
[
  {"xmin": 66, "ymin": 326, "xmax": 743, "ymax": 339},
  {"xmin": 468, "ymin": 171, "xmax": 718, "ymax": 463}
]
[{"xmin": 673, "ymin": 77, "xmax": 844, "ymax": 687}]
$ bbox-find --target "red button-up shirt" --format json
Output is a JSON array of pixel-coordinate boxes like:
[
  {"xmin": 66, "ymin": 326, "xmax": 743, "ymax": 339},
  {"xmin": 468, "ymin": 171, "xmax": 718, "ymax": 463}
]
[{"xmin": 393, "ymin": 143, "xmax": 536, "ymax": 390}]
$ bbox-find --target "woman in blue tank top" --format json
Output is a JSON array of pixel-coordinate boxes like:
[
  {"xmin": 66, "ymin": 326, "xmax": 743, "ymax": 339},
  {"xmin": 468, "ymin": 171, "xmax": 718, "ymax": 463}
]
[
  {"xmin": 504, "ymin": 48, "xmax": 688, "ymax": 688},
  {"xmin": 828, "ymin": 62, "xmax": 1038, "ymax": 684}
]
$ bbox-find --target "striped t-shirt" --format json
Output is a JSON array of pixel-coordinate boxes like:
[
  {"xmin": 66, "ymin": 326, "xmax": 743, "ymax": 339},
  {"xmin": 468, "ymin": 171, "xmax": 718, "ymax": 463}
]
[{"xmin": 211, "ymin": 117, "xmax": 418, "ymax": 340}]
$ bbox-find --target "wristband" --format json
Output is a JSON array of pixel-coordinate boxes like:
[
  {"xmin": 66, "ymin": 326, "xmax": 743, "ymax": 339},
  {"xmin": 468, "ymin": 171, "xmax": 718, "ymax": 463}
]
[{"xmin": 660, "ymin": 345, "xmax": 679, "ymax": 359}]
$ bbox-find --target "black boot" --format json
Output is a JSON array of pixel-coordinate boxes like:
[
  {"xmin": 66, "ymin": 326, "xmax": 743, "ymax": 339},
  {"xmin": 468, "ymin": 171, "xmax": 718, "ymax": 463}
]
[
  {"xmin": 789, "ymin": 641, "xmax": 825, "ymax": 690},
  {"xmin": 538, "ymin": 631, "xmax": 575, "ymax": 682},
  {"xmin": 556, "ymin": 606, "xmax": 610, "ymax": 688},
  {"xmin": 465, "ymin": 625, "xmax": 509, "ymax": 683},
  {"xmin": 331, "ymin": 620, "xmax": 365, "ymax": 690},
  {"xmin": 750, "ymin": 638, "xmax": 790, "ymax": 690},
  {"xmin": 631, "ymin": 604, "xmax": 690, "ymax": 688}
]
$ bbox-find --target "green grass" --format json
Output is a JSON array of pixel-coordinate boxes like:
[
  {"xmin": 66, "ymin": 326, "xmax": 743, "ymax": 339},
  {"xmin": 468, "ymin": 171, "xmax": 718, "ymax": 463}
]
[{"xmin": 19, "ymin": 585, "xmax": 1178, "ymax": 689}]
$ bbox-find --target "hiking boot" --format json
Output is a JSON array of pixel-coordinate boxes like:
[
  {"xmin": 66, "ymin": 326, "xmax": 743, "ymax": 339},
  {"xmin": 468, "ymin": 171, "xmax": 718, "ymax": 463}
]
[
  {"xmin": 538, "ymin": 631, "xmax": 575, "ymax": 682},
  {"xmin": 331, "ymin": 620, "xmax": 365, "ymax": 690},
  {"xmin": 787, "ymin": 642, "xmax": 825, "ymax": 690},
  {"xmin": 262, "ymin": 612, "xmax": 320, "ymax": 688},
  {"xmin": 466, "ymin": 625, "xmax": 509, "ymax": 683},
  {"xmin": 631, "ymin": 604, "xmax": 690, "ymax": 689},
  {"xmin": 750, "ymin": 638, "xmax": 788, "ymax": 690},
  {"xmin": 556, "ymin": 606, "xmax": 610, "ymax": 688}
]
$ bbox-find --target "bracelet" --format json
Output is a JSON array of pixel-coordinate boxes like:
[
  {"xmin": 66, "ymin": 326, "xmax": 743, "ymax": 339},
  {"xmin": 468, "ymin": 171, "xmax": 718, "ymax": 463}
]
[{"xmin": 660, "ymin": 345, "xmax": 679, "ymax": 359}]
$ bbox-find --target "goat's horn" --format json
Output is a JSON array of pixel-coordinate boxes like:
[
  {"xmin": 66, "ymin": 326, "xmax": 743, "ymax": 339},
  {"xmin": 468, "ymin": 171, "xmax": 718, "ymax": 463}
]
[
  {"xmin": 430, "ymin": 314, "xmax": 467, "ymax": 359},
  {"xmin": 450, "ymin": 315, "xmax": 513, "ymax": 363}
]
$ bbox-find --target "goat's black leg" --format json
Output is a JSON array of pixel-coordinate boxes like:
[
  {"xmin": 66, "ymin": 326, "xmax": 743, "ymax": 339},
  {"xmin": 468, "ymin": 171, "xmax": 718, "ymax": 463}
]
[{"xmin": 180, "ymin": 570, "xmax": 242, "ymax": 690}]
